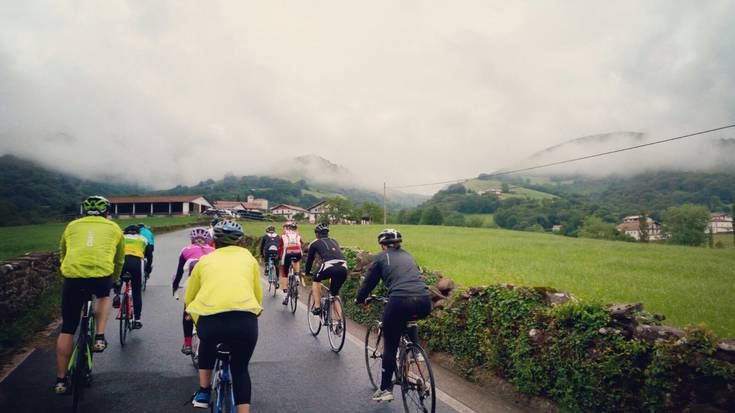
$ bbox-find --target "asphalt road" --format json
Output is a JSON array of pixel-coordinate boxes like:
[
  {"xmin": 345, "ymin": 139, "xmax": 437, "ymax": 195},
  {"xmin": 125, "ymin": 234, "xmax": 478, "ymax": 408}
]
[{"xmin": 0, "ymin": 229, "xmax": 463, "ymax": 413}]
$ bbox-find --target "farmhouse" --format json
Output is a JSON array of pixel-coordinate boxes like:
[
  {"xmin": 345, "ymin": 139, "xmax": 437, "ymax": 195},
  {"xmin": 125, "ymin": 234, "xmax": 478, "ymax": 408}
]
[
  {"xmin": 242, "ymin": 195, "xmax": 269, "ymax": 212},
  {"xmin": 616, "ymin": 216, "xmax": 663, "ymax": 241},
  {"xmin": 212, "ymin": 201, "xmax": 246, "ymax": 211},
  {"xmin": 709, "ymin": 213, "xmax": 733, "ymax": 234},
  {"xmin": 307, "ymin": 200, "xmax": 329, "ymax": 224},
  {"xmin": 270, "ymin": 204, "xmax": 310, "ymax": 221},
  {"xmin": 106, "ymin": 195, "xmax": 211, "ymax": 218}
]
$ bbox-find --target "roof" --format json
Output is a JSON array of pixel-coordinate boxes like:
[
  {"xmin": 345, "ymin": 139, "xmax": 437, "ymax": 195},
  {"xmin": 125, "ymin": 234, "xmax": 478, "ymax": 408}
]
[
  {"xmin": 108, "ymin": 195, "xmax": 206, "ymax": 203},
  {"xmin": 270, "ymin": 204, "xmax": 308, "ymax": 213},
  {"xmin": 213, "ymin": 201, "xmax": 245, "ymax": 209},
  {"xmin": 308, "ymin": 200, "xmax": 328, "ymax": 210},
  {"xmin": 616, "ymin": 223, "xmax": 640, "ymax": 232},
  {"xmin": 242, "ymin": 201, "xmax": 266, "ymax": 209}
]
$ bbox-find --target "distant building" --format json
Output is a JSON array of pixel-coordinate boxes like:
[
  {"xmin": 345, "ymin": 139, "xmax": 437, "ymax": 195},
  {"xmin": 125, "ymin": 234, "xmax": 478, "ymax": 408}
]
[
  {"xmin": 270, "ymin": 204, "xmax": 310, "ymax": 221},
  {"xmin": 709, "ymin": 213, "xmax": 733, "ymax": 234},
  {"xmin": 212, "ymin": 201, "xmax": 246, "ymax": 211},
  {"xmin": 307, "ymin": 201, "xmax": 329, "ymax": 224},
  {"xmin": 106, "ymin": 195, "xmax": 211, "ymax": 218},
  {"xmin": 551, "ymin": 224, "xmax": 562, "ymax": 232},
  {"xmin": 616, "ymin": 216, "xmax": 663, "ymax": 241},
  {"xmin": 242, "ymin": 195, "xmax": 269, "ymax": 212}
]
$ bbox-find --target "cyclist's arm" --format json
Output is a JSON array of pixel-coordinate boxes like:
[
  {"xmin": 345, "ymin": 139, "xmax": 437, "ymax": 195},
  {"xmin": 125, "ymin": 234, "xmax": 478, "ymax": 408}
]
[
  {"xmin": 144, "ymin": 241, "xmax": 153, "ymax": 273},
  {"xmin": 59, "ymin": 228, "xmax": 68, "ymax": 263},
  {"xmin": 356, "ymin": 259, "xmax": 381, "ymax": 304},
  {"xmin": 252, "ymin": 260, "xmax": 263, "ymax": 307},
  {"xmin": 113, "ymin": 232, "xmax": 125, "ymax": 282},
  {"xmin": 277, "ymin": 237, "xmax": 284, "ymax": 259},
  {"xmin": 257, "ymin": 236, "xmax": 265, "ymax": 258},
  {"xmin": 172, "ymin": 253, "xmax": 186, "ymax": 290},
  {"xmin": 184, "ymin": 264, "xmax": 201, "ymax": 306}
]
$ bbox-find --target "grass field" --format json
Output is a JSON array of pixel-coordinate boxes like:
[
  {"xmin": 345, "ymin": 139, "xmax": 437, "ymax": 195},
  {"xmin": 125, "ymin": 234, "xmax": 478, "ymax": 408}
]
[
  {"xmin": 463, "ymin": 213, "xmax": 495, "ymax": 227},
  {"xmin": 242, "ymin": 222, "xmax": 735, "ymax": 337},
  {"xmin": 463, "ymin": 178, "xmax": 556, "ymax": 200},
  {"xmin": 714, "ymin": 233, "xmax": 734, "ymax": 249},
  {"xmin": 0, "ymin": 216, "xmax": 205, "ymax": 261}
]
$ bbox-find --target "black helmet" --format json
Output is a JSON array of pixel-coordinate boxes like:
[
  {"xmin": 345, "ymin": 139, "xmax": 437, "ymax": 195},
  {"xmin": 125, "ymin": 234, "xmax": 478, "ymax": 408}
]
[
  {"xmin": 82, "ymin": 195, "xmax": 110, "ymax": 216},
  {"xmin": 210, "ymin": 217, "xmax": 221, "ymax": 227},
  {"xmin": 136, "ymin": 223, "xmax": 146, "ymax": 229},
  {"xmin": 124, "ymin": 224, "xmax": 140, "ymax": 234},
  {"xmin": 378, "ymin": 228, "xmax": 402, "ymax": 245},
  {"xmin": 315, "ymin": 223, "xmax": 329, "ymax": 235},
  {"xmin": 213, "ymin": 220, "xmax": 244, "ymax": 245},
  {"xmin": 266, "ymin": 226, "xmax": 276, "ymax": 233},
  {"xmin": 284, "ymin": 220, "xmax": 297, "ymax": 229}
]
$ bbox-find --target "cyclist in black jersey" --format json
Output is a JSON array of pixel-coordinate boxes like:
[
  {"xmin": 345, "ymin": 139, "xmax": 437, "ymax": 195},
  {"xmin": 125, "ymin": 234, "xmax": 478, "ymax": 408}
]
[
  {"xmin": 356, "ymin": 228, "xmax": 431, "ymax": 402},
  {"xmin": 305, "ymin": 223, "xmax": 348, "ymax": 316},
  {"xmin": 259, "ymin": 226, "xmax": 281, "ymax": 287}
]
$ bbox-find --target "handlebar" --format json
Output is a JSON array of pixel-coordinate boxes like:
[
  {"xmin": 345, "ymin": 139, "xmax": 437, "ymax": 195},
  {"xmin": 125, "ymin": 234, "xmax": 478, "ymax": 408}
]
[{"xmin": 364, "ymin": 295, "xmax": 388, "ymax": 304}]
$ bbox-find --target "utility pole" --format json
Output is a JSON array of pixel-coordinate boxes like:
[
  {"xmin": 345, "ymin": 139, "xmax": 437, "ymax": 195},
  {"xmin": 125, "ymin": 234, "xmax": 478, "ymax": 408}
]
[{"xmin": 383, "ymin": 182, "xmax": 387, "ymax": 225}]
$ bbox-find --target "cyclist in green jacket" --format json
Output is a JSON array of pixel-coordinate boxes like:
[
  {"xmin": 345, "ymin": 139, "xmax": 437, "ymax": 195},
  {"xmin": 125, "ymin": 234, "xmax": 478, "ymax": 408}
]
[{"xmin": 54, "ymin": 196, "xmax": 125, "ymax": 395}]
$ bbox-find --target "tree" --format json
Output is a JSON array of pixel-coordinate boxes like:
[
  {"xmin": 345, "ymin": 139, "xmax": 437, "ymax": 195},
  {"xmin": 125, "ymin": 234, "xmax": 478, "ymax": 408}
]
[
  {"xmin": 639, "ymin": 212, "xmax": 649, "ymax": 243},
  {"xmin": 443, "ymin": 212, "xmax": 466, "ymax": 227},
  {"xmin": 662, "ymin": 204, "xmax": 710, "ymax": 246},
  {"xmin": 325, "ymin": 196, "xmax": 354, "ymax": 223},
  {"xmin": 420, "ymin": 206, "xmax": 443, "ymax": 225},
  {"xmin": 359, "ymin": 202, "xmax": 383, "ymax": 223},
  {"xmin": 501, "ymin": 183, "xmax": 510, "ymax": 193},
  {"xmin": 579, "ymin": 216, "xmax": 618, "ymax": 240},
  {"xmin": 292, "ymin": 212, "xmax": 305, "ymax": 221}
]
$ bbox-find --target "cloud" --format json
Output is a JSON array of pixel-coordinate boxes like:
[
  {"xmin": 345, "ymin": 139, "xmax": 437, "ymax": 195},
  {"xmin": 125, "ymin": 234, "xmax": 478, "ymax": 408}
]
[{"xmin": 0, "ymin": 1, "xmax": 733, "ymax": 193}]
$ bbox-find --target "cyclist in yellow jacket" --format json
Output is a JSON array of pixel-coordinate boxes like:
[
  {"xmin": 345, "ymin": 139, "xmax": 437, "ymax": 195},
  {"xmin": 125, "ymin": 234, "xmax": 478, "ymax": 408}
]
[
  {"xmin": 55, "ymin": 196, "xmax": 125, "ymax": 395},
  {"xmin": 185, "ymin": 220, "xmax": 262, "ymax": 413},
  {"xmin": 112, "ymin": 224, "xmax": 149, "ymax": 329}
]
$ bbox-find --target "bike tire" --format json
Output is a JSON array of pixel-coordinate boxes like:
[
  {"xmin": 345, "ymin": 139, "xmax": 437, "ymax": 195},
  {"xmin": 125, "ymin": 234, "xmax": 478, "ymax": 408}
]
[
  {"xmin": 191, "ymin": 332, "xmax": 200, "ymax": 369},
  {"xmin": 289, "ymin": 277, "xmax": 298, "ymax": 314},
  {"xmin": 143, "ymin": 274, "xmax": 147, "ymax": 291},
  {"xmin": 223, "ymin": 380, "xmax": 235, "ymax": 413},
  {"xmin": 71, "ymin": 330, "xmax": 87, "ymax": 412},
  {"xmin": 119, "ymin": 295, "xmax": 129, "ymax": 346},
  {"xmin": 400, "ymin": 344, "xmax": 436, "ymax": 413},
  {"xmin": 307, "ymin": 292, "xmax": 322, "ymax": 336},
  {"xmin": 364, "ymin": 322, "xmax": 384, "ymax": 390},
  {"xmin": 327, "ymin": 297, "xmax": 346, "ymax": 353}
]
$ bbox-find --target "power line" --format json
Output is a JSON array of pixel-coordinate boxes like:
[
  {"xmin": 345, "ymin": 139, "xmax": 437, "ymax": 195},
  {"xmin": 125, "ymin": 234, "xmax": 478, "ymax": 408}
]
[{"xmin": 388, "ymin": 123, "xmax": 735, "ymax": 189}]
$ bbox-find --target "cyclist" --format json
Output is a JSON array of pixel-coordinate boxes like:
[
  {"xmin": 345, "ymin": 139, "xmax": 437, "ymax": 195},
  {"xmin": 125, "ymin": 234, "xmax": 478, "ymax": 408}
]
[
  {"xmin": 112, "ymin": 224, "xmax": 148, "ymax": 329},
  {"xmin": 355, "ymin": 229, "xmax": 431, "ymax": 402},
  {"xmin": 305, "ymin": 223, "xmax": 348, "ymax": 317},
  {"xmin": 55, "ymin": 195, "xmax": 125, "ymax": 395},
  {"xmin": 172, "ymin": 227, "xmax": 215, "ymax": 355},
  {"xmin": 136, "ymin": 223, "xmax": 155, "ymax": 278},
  {"xmin": 185, "ymin": 220, "xmax": 262, "ymax": 412},
  {"xmin": 258, "ymin": 226, "xmax": 280, "ymax": 286},
  {"xmin": 278, "ymin": 220, "xmax": 303, "ymax": 305}
]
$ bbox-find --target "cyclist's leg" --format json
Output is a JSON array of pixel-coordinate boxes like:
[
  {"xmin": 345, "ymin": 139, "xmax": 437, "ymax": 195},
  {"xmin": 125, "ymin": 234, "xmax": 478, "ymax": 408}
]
[
  {"xmin": 194, "ymin": 315, "xmax": 219, "ymax": 388},
  {"xmin": 56, "ymin": 278, "xmax": 84, "ymax": 379},
  {"xmin": 380, "ymin": 297, "xmax": 409, "ymax": 391},
  {"xmin": 405, "ymin": 295, "xmax": 432, "ymax": 344},
  {"xmin": 145, "ymin": 244, "xmax": 154, "ymax": 276},
  {"xmin": 312, "ymin": 265, "xmax": 325, "ymax": 311},
  {"xmin": 90, "ymin": 276, "xmax": 113, "ymax": 348},
  {"xmin": 280, "ymin": 255, "xmax": 291, "ymax": 291},
  {"xmin": 125, "ymin": 255, "xmax": 144, "ymax": 322},
  {"xmin": 226, "ymin": 312, "xmax": 258, "ymax": 411},
  {"xmin": 328, "ymin": 266, "xmax": 348, "ymax": 320}
]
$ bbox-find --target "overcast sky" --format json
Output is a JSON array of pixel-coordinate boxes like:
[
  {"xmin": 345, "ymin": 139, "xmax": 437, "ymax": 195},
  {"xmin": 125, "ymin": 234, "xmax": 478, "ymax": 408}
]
[{"xmin": 1, "ymin": 1, "xmax": 734, "ymax": 193}]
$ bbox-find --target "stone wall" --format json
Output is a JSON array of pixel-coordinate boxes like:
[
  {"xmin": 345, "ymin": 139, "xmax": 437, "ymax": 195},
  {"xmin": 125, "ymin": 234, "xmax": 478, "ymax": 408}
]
[{"xmin": 0, "ymin": 252, "xmax": 61, "ymax": 323}]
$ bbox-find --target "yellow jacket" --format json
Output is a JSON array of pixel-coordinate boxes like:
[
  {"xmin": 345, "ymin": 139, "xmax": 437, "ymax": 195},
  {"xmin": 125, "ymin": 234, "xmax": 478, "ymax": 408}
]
[
  {"xmin": 60, "ymin": 216, "xmax": 125, "ymax": 281},
  {"xmin": 123, "ymin": 234, "xmax": 148, "ymax": 258},
  {"xmin": 185, "ymin": 246, "xmax": 263, "ymax": 321}
]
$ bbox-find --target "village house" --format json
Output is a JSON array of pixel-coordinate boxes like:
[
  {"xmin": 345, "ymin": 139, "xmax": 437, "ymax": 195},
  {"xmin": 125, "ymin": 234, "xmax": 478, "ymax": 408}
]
[
  {"xmin": 616, "ymin": 216, "xmax": 663, "ymax": 241},
  {"xmin": 212, "ymin": 201, "xmax": 246, "ymax": 211},
  {"xmin": 709, "ymin": 213, "xmax": 733, "ymax": 234},
  {"xmin": 242, "ymin": 195, "xmax": 269, "ymax": 212},
  {"xmin": 105, "ymin": 195, "xmax": 212, "ymax": 218},
  {"xmin": 307, "ymin": 200, "xmax": 329, "ymax": 224},
  {"xmin": 270, "ymin": 204, "xmax": 310, "ymax": 221}
]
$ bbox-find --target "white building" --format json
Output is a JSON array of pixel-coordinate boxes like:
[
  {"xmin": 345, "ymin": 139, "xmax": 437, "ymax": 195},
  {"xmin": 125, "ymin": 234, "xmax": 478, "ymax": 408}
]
[
  {"xmin": 616, "ymin": 217, "xmax": 664, "ymax": 241},
  {"xmin": 242, "ymin": 195, "xmax": 269, "ymax": 212},
  {"xmin": 709, "ymin": 213, "xmax": 733, "ymax": 234},
  {"xmin": 270, "ymin": 204, "xmax": 310, "ymax": 221},
  {"xmin": 307, "ymin": 201, "xmax": 329, "ymax": 223},
  {"xmin": 106, "ymin": 195, "xmax": 211, "ymax": 218}
]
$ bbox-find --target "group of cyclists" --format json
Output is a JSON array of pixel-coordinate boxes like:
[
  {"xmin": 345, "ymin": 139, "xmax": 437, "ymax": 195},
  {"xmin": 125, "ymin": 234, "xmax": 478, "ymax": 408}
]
[{"xmin": 55, "ymin": 195, "xmax": 432, "ymax": 412}]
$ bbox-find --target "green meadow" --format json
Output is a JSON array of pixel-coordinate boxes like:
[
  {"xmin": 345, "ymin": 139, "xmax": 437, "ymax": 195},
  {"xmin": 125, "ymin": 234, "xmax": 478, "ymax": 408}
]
[{"xmin": 244, "ymin": 222, "xmax": 735, "ymax": 337}]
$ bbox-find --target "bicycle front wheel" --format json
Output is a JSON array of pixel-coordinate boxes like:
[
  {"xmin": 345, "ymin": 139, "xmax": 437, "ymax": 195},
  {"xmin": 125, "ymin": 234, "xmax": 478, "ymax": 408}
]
[
  {"xmin": 119, "ymin": 295, "xmax": 129, "ymax": 346},
  {"xmin": 400, "ymin": 344, "xmax": 436, "ymax": 413},
  {"xmin": 364, "ymin": 321, "xmax": 384, "ymax": 390},
  {"xmin": 307, "ymin": 291, "xmax": 322, "ymax": 336},
  {"xmin": 327, "ymin": 297, "xmax": 346, "ymax": 353}
]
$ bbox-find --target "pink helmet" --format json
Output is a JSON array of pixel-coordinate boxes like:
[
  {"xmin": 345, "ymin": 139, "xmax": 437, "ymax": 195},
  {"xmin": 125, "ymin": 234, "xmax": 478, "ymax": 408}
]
[{"xmin": 189, "ymin": 227, "xmax": 211, "ymax": 243}]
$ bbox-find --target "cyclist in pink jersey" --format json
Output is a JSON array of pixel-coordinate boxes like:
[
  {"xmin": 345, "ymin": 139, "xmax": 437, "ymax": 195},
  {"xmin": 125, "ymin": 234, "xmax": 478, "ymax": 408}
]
[{"xmin": 173, "ymin": 227, "xmax": 215, "ymax": 354}]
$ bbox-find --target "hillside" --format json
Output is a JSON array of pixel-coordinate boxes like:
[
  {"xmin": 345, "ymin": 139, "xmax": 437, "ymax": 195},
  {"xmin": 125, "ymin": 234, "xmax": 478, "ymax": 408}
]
[
  {"xmin": 0, "ymin": 155, "xmax": 146, "ymax": 226},
  {"xmin": 463, "ymin": 177, "xmax": 556, "ymax": 200}
]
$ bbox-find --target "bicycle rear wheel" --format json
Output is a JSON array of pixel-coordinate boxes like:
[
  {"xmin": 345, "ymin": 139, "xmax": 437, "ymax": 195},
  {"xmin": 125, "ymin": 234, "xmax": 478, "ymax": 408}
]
[
  {"xmin": 327, "ymin": 297, "xmax": 346, "ymax": 353},
  {"xmin": 307, "ymin": 291, "xmax": 322, "ymax": 336},
  {"xmin": 289, "ymin": 278, "xmax": 298, "ymax": 314},
  {"xmin": 191, "ymin": 332, "xmax": 200, "ymax": 369},
  {"xmin": 71, "ymin": 332, "xmax": 87, "ymax": 412},
  {"xmin": 400, "ymin": 344, "xmax": 436, "ymax": 413},
  {"xmin": 364, "ymin": 322, "xmax": 384, "ymax": 390},
  {"xmin": 119, "ymin": 294, "xmax": 129, "ymax": 346}
]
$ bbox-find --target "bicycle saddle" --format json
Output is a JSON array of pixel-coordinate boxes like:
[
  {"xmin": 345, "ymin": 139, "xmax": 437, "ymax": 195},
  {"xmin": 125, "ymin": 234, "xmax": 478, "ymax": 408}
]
[
  {"xmin": 216, "ymin": 343, "xmax": 232, "ymax": 355},
  {"xmin": 121, "ymin": 273, "xmax": 132, "ymax": 281}
]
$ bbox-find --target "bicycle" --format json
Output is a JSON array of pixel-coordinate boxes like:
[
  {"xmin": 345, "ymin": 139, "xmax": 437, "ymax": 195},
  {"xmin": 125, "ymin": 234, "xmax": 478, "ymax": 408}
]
[
  {"xmin": 210, "ymin": 343, "xmax": 236, "ymax": 413},
  {"xmin": 190, "ymin": 326, "xmax": 200, "ymax": 369},
  {"xmin": 67, "ymin": 291, "xmax": 97, "ymax": 413},
  {"xmin": 266, "ymin": 257, "xmax": 278, "ymax": 297},
  {"xmin": 307, "ymin": 282, "xmax": 346, "ymax": 352},
  {"xmin": 117, "ymin": 272, "xmax": 134, "ymax": 346},
  {"xmin": 363, "ymin": 296, "xmax": 436, "ymax": 413},
  {"xmin": 283, "ymin": 257, "xmax": 299, "ymax": 314}
]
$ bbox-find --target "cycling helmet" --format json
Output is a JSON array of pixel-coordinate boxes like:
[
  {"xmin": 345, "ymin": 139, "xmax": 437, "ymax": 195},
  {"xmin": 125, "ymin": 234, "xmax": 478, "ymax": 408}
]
[
  {"xmin": 82, "ymin": 195, "xmax": 110, "ymax": 216},
  {"xmin": 284, "ymin": 220, "xmax": 297, "ymax": 229},
  {"xmin": 213, "ymin": 220, "xmax": 244, "ymax": 245},
  {"xmin": 266, "ymin": 226, "xmax": 276, "ymax": 233},
  {"xmin": 378, "ymin": 228, "xmax": 402, "ymax": 245},
  {"xmin": 315, "ymin": 223, "xmax": 329, "ymax": 235},
  {"xmin": 210, "ymin": 217, "xmax": 221, "ymax": 227},
  {"xmin": 189, "ymin": 227, "xmax": 211, "ymax": 243},
  {"xmin": 124, "ymin": 224, "xmax": 140, "ymax": 234}
]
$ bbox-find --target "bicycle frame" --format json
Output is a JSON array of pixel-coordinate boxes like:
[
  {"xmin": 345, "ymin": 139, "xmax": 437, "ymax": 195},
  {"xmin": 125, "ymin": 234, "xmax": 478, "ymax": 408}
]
[
  {"xmin": 211, "ymin": 353, "xmax": 236, "ymax": 412},
  {"xmin": 69, "ymin": 294, "xmax": 95, "ymax": 413}
]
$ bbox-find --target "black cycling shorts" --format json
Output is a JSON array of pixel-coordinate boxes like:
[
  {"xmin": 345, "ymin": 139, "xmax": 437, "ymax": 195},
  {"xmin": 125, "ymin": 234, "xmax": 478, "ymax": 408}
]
[
  {"xmin": 61, "ymin": 276, "xmax": 113, "ymax": 334},
  {"xmin": 283, "ymin": 252, "xmax": 302, "ymax": 275},
  {"xmin": 313, "ymin": 264, "xmax": 348, "ymax": 296}
]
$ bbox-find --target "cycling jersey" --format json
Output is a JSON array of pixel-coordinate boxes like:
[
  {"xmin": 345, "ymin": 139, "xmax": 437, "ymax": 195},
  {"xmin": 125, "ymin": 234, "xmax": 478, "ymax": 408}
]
[
  {"xmin": 305, "ymin": 237, "xmax": 346, "ymax": 275},
  {"xmin": 278, "ymin": 230, "xmax": 303, "ymax": 256},
  {"xmin": 259, "ymin": 233, "xmax": 280, "ymax": 257},
  {"xmin": 123, "ymin": 233, "xmax": 148, "ymax": 258},
  {"xmin": 172, "ymin": 244, "xmax": 215, "ymax": 291},
  {"xmin": 60, "ymin": 216, "xmax": 125, "ymax": 280},
  {"xmin": 185, "ymin": 246, "xmax": 263, "ymax": 320},
  {"xmin": 139, "ymin": 227, "xmax": 154, "ymax": 246},
  {"xmin": 356, "ymin": 247, "xmax": 430, "ymax": 302}
]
